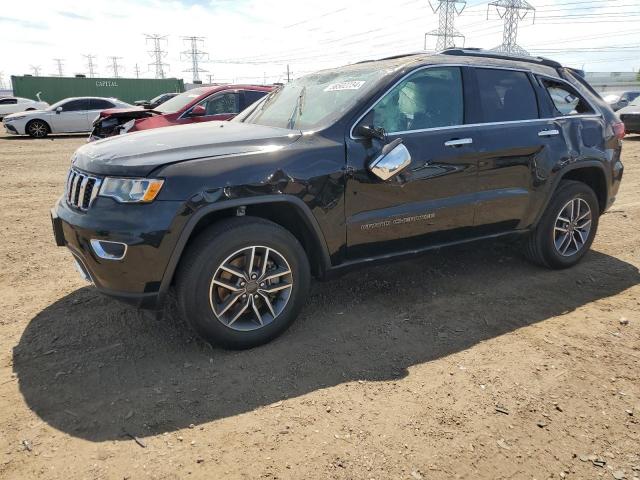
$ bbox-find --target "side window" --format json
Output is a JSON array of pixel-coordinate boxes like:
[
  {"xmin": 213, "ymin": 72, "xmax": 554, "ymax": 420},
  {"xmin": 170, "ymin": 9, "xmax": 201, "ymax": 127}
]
[
  {"xmin": 367, "ymin": 67, "xmax": 463, "ymax": 133},
  {"xmin": 0, "ymin": 98, "xmax": 18, "ymax": 105},
  {"xmin": 90, "ymin": 99, "xmax": 115, "ymax": 110},
  {"xmin": 541, "ymin": 79, "xmax": 594, "ymax": 116},
  {"xmin": 61, "ymin": 100, "xmax": 90, "ymax": 112},
  {"xmin": 199, "ymin": 92, "xmax": 240, "ymax": 116},
  {"xmin": 476, "ymin": 69, "xmax": 538, "ymax": 122},
  {"xmin": 243, "ymin": 90, "xmax": 268, "ymax": 109}
]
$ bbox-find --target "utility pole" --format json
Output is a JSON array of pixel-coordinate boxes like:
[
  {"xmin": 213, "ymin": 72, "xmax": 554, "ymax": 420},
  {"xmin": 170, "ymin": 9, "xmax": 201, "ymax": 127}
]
[
  {"xmin": 206, "ymin": 74, "xmax": 214, "ymax": 84},
  {"xmin": 83, "ymin": 54, "xmax": 97, "ymax": 77},
  {"xmin": 285, "ymin": 64, "xmax": 292, "ymax": 82},
  {"xmin": 425, "ymin": 0, "xmax": 466, "ymax": 51},
  {"xmin": 0, "ymin": 72, "xmax": 6, "ymax": 90},
  {"xmin": 488, "ymin": 0, "xmax": 535, "ymax": 55},
  {"xmin": 53, "ymin": 58, "xmax": 65, "ymax": 77},
  {"xmin": 145, "ymin": 34, "xmax": 169, "ymax": 79},
  {"xmin": 107, "ymin": 56, "xmax": 124, "ymax": 78},
  {"xmin": 181, "ymin": 36, "xmax": 209, "ymax": 83},
  {"xmin": 134, "ymin": 63, "xmax": 141, "ymax": 79},
  {"xmin": 29, "ymin": 65, "xmax": 42, "ymax": 76}
]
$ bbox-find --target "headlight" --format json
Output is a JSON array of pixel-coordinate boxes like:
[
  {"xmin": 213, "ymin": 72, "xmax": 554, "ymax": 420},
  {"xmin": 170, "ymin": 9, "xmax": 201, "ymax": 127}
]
[
  {"xmin": 99, "ymin": 177, "xmax": 164, "ymax": 203},
  {"xmin": 4, "ymin": 115, "xmax": 25, "ymax": 122}
]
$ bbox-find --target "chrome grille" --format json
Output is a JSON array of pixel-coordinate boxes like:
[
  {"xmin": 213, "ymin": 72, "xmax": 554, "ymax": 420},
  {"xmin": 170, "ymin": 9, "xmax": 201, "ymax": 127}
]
[{"xmin": 65, "ymin": 169, "xmax": 102, "ymax": 211}]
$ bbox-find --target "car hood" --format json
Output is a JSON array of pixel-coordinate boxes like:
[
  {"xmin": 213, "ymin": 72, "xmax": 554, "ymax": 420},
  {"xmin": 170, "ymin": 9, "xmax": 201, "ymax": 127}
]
[
  {"xmin": 4, "ymin": 109, "xmax": 48, "ymax": 119},
  {"xmin": 618, "ymin": 105, "xmax": 640, "ymax": 115},
  {"xmin": 73, "ymin": 120, "xmax": 302, "ymax": 177}
]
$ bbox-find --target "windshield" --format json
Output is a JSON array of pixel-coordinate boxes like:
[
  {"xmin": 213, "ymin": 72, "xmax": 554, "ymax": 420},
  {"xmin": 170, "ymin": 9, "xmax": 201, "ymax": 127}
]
[
  {"xmin": 236, "ymin": 63, "xmax": 391, "ymax": 130},
  {"xmin": 630, "ymin": 96, "xmax": 640, "ymax": 107},
  {"xmin": 154, "ymin": 87, "xmax": 210, "ymax": 113}
]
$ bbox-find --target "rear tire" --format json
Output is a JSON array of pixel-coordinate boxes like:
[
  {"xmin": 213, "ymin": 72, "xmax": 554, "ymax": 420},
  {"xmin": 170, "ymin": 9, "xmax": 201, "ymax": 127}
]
[
  {"xmin": 525, "ymin": 180, "xmax": 599, "ymax": 269},
  {"xmin": 176, "ymin": 217, "xmax": 311, "ymax": 349},
  {"xmin": 26, "ymin": 119, "xmax": 49, "ymax": 138}
]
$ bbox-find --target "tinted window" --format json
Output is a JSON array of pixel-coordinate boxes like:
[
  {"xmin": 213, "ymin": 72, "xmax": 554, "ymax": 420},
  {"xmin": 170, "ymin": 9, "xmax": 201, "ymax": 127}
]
[
  {"xmin": 368, "ymin": 66, "xmax": 463, "ymax": 133},
  {"xmin": 541, "ymin": 79, "xmax": 594, "ymax": 116},
  {"xmin": 0, "ymin": 98, "xmax": 18, "ymax": 105},
  {"xmin": 243, "ymin": 90, "xmax": 268, "ymax": 108},
  {"xmin": 199, "ymin": 92, "xmax": 239, "ymax": 115},
  {"xmin": 621, "ymin": 92, "xmax": 640, "ymax": 102},
  {"xmin": 476, "ymin": 69, "xmax": 538, "ymax": 122},
  {"xmin": 61, "ymin": 99, "xmax": 90, "ymax": 112},
  {"xmin": 90, "ymin": 99, "xmax": 115, "ymax": 110}
]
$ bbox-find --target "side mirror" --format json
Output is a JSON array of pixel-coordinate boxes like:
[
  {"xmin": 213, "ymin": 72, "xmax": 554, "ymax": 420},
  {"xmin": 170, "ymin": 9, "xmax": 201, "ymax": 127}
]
[
  {"xmin": 190, "ymin": 104, "xmax": 206, "ymax": 117},
  {"xmin": 356, "ymin": 124, "xmax": 386, "ymax": 141},
  {"xmin": 55, "ymin": 106, "xmax": 63, "ymax": 114},
  {"xmin": 368, "ymin": 138, "xmax": 411, "ymax": 181}
]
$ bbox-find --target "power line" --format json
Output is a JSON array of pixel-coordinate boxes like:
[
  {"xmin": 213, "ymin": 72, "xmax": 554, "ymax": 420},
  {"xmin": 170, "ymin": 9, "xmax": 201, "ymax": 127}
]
[
  {"xmin": 53, "ymin": 58, "xmax": 64, "ymax": 77},
  {"xmin": 145, "ymin": 34, "xmax": 169, "ymax": 79},
  {"xmin": 83, "ymin": 54, "xmax": 97, "ymax": 78},
  {"xmin": 107, "ymin": 56, "xmax": 124, "ymax": 78},
  {"xmin": 425, "ymin": 0, "xmax": 467, "ymax": 50},
  {"xmin": 181, "ymin": 36, "xmax": 209, "ymax": 82},
  {"xmin": 488, "ymin": 0, "xmax": 535, "ymax": 55}
]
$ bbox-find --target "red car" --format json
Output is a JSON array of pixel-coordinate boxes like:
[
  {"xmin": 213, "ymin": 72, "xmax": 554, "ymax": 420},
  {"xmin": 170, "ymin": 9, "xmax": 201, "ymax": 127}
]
[{"xmin": 89, "ymin": 84, "xmax": 273, "ymax": 141}]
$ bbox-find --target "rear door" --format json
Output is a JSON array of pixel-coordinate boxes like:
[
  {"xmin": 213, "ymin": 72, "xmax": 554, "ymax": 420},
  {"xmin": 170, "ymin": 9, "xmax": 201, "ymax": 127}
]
[
  {"xmin": 345, "ymin": 66, "xmax": 479, "ymax": 259},
  {"xmin": 470, "ymin": 67, "xmax": 563, "ymax": 232},
  {"xmin": 52, "ymin": 99, "xmax": 91, "ymax": 132}
]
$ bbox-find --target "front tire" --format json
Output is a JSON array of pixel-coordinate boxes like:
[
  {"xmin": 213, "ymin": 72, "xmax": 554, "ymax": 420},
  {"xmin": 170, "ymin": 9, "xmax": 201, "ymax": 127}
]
[
  {"xmin": 176, "ymin": 217, "xmax": 311, "ymax": 349},
  {"xmin": 525, "ymin": 180, "xmax": 599, "ymax": 269},
  {"xmin": 26, "ymin": 119, "xmax": 49, "ymax": 138}
]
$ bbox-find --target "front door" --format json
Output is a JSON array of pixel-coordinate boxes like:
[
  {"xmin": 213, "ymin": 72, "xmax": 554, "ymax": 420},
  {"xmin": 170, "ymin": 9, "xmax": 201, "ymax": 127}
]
[
  {"xmin": 345, "ymin": 66, "xmax": 479, "ymax": 259},
  {"xmin": 52, "ymin": 99, "xmax": 90, "ymax": 132}
]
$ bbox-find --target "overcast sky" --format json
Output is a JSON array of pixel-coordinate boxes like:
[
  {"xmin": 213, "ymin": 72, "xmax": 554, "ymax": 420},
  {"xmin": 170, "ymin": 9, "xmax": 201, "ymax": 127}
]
[{"xmin": 1, "ymin": 0, "xmax": 639, "ymax": 86}]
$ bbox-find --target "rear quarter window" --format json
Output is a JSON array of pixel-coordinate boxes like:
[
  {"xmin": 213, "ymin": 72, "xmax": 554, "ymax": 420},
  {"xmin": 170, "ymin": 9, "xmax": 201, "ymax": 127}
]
[
  {"xmin": 475, "ymin": 68, "xmax": 539, "ymax": 123},
  {"xmin": 540, "ymin": 78, "xmax": 594, "ymax": 116}
]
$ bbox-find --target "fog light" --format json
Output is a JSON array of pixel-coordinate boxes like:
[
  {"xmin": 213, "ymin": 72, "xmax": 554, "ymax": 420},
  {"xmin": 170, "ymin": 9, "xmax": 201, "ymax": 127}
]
[{"xmin": 90, "ymin": 239, "xmax": 127, "ymax": 260}]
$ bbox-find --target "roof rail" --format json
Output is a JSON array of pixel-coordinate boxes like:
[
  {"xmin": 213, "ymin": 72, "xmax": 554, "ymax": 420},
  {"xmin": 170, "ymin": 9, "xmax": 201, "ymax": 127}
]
[{"xmin": 439, "ymin": 48, "xmax": 562, "ymax": 70}]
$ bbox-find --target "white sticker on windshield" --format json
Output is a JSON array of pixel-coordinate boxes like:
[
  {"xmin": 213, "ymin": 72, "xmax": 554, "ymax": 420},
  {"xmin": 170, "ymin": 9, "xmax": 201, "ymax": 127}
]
[{"xmin": 324, "ymin": 81, "xmax": 366, "ymax": 92}]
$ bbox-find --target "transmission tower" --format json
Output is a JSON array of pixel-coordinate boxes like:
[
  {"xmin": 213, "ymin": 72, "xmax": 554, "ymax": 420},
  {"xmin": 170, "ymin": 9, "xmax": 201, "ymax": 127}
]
[
  {"xmin": 0, "ymin": 73, "xmax": 6, "ymax": 90},
  {"xmin": 134, "ymin": 63, "xmax": 141, "ymax": 79},
  {"xmin": 29, "ymin": 65, "xmax": 42, "ymax": 76},
  {"xmin": 425, "ymin": 0, "xmax": 466, "ymax": 51},
  {"xmin": 53, "ymin": 58, "xmax": 65, "ymax": 77},
  {"xmin": 145, "ymin": 34, "xmax": 169, "ymax": 79},
  {"xmin": 488, "ymin": 0, "xmax": 535, "ymax": 55},
  {"xmin": 181, "ymin": 36, "xmax": 209, "ymax": 82},
  {"xmin": 83, "ymin": 54, "xmax": 98, "ymax": 77},
  {"xmin": 107, "ymin": 56, "xmax": 124, "ymax": 78}
]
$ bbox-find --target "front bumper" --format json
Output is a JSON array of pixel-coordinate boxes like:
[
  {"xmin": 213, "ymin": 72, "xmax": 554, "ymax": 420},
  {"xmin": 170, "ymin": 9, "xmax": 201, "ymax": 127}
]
[
  {"xmin": 620, "ymin": 114, "xmax": 640, "ymax": 134},
  {"xmin": 51, "ymin": 196, "xmax": 187, "ymax": 309},
  {"xmin": 4, "ymin": 122, "xmax": 18, "ymax": 134}
]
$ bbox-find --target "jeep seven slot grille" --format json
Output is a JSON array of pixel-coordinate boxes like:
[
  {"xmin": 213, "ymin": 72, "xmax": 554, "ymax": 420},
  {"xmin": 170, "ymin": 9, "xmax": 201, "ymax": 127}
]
[{"xmin": 65, "ymin": 169, "xmax": 102, "ymax": 211}]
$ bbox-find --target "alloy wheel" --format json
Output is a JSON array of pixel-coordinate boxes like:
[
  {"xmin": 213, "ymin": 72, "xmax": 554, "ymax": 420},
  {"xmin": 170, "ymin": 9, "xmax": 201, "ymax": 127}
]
[
  {"xmin": 209, "ymin": 246, "xmax": 293, "ymax": 331},
  {"xmin": 553, "ymin": 197, "xmax": 592, "ymax": 257},
  {"xmin": 29, "ymin": 121, "xmax": 47, "ymax": 138}
]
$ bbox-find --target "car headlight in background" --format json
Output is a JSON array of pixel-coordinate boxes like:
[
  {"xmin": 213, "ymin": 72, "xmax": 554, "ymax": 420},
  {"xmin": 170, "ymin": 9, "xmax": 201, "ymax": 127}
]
[
  {"xmin": 99, "ymin": 177, "xmax": 164, "ymax": 203},
  {"xmin": 4, "ymin": 115, "xmax": 25, "ymax": 122}
]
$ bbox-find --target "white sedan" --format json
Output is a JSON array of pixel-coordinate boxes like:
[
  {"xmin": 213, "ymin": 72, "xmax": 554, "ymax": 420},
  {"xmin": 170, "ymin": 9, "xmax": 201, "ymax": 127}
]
[
  {"xmin": 3, "ymin": 97, "xmax": 132, "ymax": 138},
  {"xmin": 0, "ymin": 96, "xmax": 49, "ymax": 120}
]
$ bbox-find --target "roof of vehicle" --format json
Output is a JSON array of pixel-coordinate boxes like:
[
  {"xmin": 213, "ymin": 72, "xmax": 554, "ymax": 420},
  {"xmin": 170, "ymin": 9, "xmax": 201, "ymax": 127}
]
[{"xmin": 351, "ymin": 48, "xmax": 562, "ymax": 77}]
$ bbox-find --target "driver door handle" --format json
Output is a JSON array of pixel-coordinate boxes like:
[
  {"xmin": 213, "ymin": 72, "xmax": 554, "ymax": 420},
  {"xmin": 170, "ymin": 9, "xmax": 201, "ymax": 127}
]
[
  {"xmin": 444, "ymin": 138, "xmax": 473, "ymax": 147},
  {"xmin": 538, "ymin": 129, "xmax": 560, "ymax": 137}
]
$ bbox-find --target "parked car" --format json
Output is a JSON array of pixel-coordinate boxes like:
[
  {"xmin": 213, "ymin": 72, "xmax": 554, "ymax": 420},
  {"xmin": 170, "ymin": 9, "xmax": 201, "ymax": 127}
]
[
  {"xmin": 3, "ymin": 97, "xmax": 132, "ymax": 137},
  {"xmin": 51, "ymin": 49, "xmax": 624, "ymax": 349},
  {"xmin": 89, "ymin": 85, "xmax": 272, "ymax": 140},
  {"xmin": 0, "ymin": 96, "xmax": 49, "ymax": 120},
  {"xmin": 618, "ymin": 95, "xmax": 640, "ymax": 134},
  {"xmin": 134, "ymin": 92, "xmax": 179, "ymax": 109},
  {"xmin": 602, "ymin": 90, "xmax": 640, "ymax": 111}
]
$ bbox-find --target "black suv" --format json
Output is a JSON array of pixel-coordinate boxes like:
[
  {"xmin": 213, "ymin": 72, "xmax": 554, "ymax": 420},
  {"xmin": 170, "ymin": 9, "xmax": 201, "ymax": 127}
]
[{"xmin": 51, "ymin": 49, "xmax": 625, "ymax": 349}]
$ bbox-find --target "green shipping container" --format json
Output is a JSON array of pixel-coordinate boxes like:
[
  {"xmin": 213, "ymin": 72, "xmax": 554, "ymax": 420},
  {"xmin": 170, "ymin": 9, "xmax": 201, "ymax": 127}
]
[{"xmin": 11, "ymin": 76, "xmax": 185, "ymax": 104}]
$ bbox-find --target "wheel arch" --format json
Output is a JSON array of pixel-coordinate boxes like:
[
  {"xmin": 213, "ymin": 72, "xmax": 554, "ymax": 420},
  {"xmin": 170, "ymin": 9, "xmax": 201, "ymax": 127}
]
[
  {"xmin": 25, "ymin": 117, "xmax": 51, "ymax": 134},
  {"xmin": 158, "ymin": 195, "xmax": 331, "ymax": 305}
]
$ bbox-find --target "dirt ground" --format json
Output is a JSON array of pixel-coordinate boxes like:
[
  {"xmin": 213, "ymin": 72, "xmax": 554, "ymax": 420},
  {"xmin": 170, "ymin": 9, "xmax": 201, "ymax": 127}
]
[{"xmin": 0, "ymin": 129, "xmax": 638, "ymax": 480}]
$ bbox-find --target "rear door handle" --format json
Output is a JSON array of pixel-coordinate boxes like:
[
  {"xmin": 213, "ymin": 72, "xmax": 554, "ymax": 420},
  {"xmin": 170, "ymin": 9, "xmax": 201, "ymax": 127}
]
[
  {"xmin": 444, "ymin": 138, "xmax": 473, "ymax": 147},
  {"xmin": 538, "ymin": 129, "xmax": 560, "ymax": 137}
]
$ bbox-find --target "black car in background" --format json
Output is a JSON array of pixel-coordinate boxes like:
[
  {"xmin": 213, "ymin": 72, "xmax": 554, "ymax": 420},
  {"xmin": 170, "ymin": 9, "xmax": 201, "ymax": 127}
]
[
  {"xmin": 51, "ymin": 49, "xmax": 625, "ymax": 349},
  {"xmin": 134, "ymin": 92, "xmax": 179, "ymax": 109},
  {"xmin": 618, "ymin": 95, "xmax": 640, "ymax": 134}
]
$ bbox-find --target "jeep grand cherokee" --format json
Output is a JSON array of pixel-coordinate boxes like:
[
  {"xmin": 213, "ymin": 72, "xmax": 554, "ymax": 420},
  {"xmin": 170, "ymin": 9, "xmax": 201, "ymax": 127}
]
[{"xmin": 51, "ymin": 49, "xmax": 625, "ymax": 349}]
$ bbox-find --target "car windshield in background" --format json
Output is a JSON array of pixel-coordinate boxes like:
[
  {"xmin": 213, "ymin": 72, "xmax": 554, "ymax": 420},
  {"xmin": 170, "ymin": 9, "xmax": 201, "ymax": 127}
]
[
  {"xmin": 630, "ymin": 96, "xmax": 640, "ymax": 107},
  {"xmin": 236, "ymin": 65, "xmax": 390, "ymax": 131},
  {"xmin": 153, "ymin": 87, "xmax": 209, "ymax": 113}
]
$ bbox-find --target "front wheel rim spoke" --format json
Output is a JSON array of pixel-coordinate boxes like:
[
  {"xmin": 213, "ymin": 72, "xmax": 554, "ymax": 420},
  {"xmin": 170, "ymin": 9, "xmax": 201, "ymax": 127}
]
[
  {"xmin": 250, "ymin": 296, "xmax": 263, "ymax": 326},
  {"xmin": 228, "ymin": 297, "xmax": 250, "ymax": 326},
  {"xmin": 217, "ymin": 292, "xmax": 243, "ymax": 316},
  {"xmin": 212, "ymin": 279, "xmax": 241, "ymax": 292},
  {"xmin": 261, "ymin": 267, "xmax": 291, "ymax": 282},
  {"xmin": 258, "ymin": 291, "xmax": 276, "ymax": 317},
  {"xmin": 220, "ymin": 264, "xmax": 247, "ymax": 281},
  {"xmin": 260, "ymin": 282, "xmax": 292, "ymax": 294}
]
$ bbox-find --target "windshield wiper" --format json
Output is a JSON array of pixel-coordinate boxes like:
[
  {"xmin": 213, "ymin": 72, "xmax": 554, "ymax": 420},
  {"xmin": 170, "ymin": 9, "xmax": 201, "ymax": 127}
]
[{"xmin": 286, "ymin": 86, "xmax": 306, "ymax": 130}]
